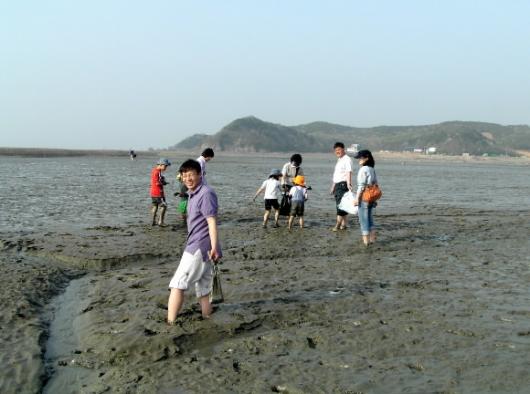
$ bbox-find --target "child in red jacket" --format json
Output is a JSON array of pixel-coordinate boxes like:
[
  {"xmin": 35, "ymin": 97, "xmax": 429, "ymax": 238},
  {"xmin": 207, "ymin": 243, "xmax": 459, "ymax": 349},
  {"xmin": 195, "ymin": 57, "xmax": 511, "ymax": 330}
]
[{"xmin": 150, "ymin": 158, "xmax": 171, "ymax": 226}]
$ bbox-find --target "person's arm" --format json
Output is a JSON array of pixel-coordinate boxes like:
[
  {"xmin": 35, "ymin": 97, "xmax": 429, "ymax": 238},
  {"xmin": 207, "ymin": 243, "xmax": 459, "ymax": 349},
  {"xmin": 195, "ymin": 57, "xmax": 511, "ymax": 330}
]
[
  {"xmin": 346, "ymin": 157, "xmax": 354, "ymax": 191},
  {"xmin": 354, "ymin": 168, "xmax": 366, "ymax": 206},
  {"xmin": 253, "ymin": 185, "xmax": 265, "ymax": 200},
  {"xmin": 275, "ymin": 182, "xmax": 282, "ymax": 199},
  {"xmin": 155, "ymin": 169, "xmax": 163, "ymax": 187},
  {"xmin": 206, "ymin": 216, "xmax": 220, "ymax": 262},
  {"xmin": 281, "ymin": 163, "xmax": 287, "ymax": 186},
  {"xmin": 330, "ymin": 182, "xmax": 335, "ymax": 195}
]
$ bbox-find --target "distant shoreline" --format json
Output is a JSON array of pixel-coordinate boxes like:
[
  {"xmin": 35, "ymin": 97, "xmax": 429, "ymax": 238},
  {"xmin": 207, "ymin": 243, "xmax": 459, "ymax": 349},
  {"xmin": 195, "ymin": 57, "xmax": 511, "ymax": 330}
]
[
  {"xmin": 375, "ymin": 150, "xmax": 530, "ymax": 165},
  {"xmin": 1, "ymin": 147, "xmax": 528, "ymax": 165},
  {"xmin": 174, "ymin": 149, "xmax": 530, "ymax": 165},
  {"xmin": 0, "ymin": 147, "xmax": 158, "ymax": 158}
]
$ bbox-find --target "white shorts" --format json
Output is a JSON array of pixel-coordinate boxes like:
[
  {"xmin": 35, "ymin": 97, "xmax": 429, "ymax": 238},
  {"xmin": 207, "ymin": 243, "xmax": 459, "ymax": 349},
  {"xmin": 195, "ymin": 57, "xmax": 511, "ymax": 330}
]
[{"xmin": 169, "ymin": 249, "xmax": 213, "ymax": 298}]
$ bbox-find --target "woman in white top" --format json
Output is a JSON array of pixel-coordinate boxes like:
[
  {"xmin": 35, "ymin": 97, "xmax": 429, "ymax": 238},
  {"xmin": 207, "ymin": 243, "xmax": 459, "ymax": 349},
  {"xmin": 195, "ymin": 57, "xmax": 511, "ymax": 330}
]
[
  {"xmin": 253, "ymin": 169, "xmax": 282, "ymax": 228},
  {"xmin": 353, "ymin": 150, "xmax": 379, "ymax": 246}
]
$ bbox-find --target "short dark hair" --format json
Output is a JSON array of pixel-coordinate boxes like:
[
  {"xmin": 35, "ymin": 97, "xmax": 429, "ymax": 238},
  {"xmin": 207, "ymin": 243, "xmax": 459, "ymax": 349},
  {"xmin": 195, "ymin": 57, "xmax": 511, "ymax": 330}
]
[
  {"xmin": 179, "ymin": 159, "xmax": 201, "ymax": 174},
  {"xmin": 290, "ymin": 153, "xmax": 302, "ymax": 166},
  {"xmin": 333, "ymin": 142, "xmax": 345, "ymax": 149},
  {"xmin": 201, "ymin": 148, "xmax": 214, "ymax": 158}
]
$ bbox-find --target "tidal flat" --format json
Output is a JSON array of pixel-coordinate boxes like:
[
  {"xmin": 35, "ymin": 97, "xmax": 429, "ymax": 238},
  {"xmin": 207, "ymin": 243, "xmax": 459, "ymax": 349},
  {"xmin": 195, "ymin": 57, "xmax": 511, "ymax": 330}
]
[{"xmin": 0, "ymin": 153, "xmax": 529, "ymax": 393}]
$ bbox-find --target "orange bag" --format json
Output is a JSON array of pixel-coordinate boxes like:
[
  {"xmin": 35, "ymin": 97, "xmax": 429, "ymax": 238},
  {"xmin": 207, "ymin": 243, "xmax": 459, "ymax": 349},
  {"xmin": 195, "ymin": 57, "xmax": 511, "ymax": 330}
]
[{"xmin": 361, "ymin": 184, "xmax": 382, "ymax": 204}]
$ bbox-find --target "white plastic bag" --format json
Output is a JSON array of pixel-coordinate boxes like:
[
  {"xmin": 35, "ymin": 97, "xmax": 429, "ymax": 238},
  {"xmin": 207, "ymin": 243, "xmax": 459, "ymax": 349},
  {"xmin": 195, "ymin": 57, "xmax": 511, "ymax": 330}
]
[{"xmin": 338, "ymin": 191, "xmax": 359, "ymax": 215}]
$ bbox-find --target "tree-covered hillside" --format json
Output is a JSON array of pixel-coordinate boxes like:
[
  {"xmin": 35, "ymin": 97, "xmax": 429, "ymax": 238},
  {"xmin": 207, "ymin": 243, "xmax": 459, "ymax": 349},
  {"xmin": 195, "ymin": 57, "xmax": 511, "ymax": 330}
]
[{"xmin": 172, "ymin": 116, "xmax": 530, "ymax": 156}]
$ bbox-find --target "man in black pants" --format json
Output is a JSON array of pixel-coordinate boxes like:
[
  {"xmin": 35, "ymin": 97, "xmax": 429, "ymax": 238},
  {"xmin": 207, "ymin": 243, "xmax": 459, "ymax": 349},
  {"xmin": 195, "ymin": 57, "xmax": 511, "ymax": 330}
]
[{"xmin": 329, "ymin": 142, "xmax": 353, "ymax": 231}]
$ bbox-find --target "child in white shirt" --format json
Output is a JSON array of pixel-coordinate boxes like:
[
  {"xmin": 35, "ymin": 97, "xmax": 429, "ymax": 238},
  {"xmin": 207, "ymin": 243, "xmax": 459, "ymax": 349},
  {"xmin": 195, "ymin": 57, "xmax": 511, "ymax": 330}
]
[{"xmin": 253, "ymin": 169, "xmax": 282, "ymax": 228}]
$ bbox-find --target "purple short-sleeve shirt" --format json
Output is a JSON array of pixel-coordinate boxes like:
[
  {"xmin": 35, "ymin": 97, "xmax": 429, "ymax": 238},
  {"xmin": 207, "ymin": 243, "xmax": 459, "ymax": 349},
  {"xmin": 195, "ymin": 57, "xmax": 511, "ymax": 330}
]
[{"xmin": 184, "ymin": 182, "xmax": 222, "ymax": 261}]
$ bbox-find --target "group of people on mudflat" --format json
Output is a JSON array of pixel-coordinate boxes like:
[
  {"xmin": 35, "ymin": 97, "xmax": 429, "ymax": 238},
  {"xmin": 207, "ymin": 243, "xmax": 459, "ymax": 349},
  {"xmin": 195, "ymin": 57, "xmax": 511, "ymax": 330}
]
[
  {"xmin": 149, "ymin": 144, "xmax": 380, "ymax": 324},
  {"xmin": 252, "ymin": 143, "xmax": 379, "ymax": 245},
  {"xmin": 253, "ymin": 153, "xmax": 308, "ymax": 230}
]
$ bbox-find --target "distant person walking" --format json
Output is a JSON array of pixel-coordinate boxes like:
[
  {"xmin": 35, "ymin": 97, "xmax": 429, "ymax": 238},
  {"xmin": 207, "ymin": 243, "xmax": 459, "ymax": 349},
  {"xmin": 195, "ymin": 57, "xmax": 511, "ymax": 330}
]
[
  {"xmin": 330, "ymin": 142, "xmax": 353, "ymax": 232},
  {"xmin": 167, "ymin": 159, "xmax": 222, "ymax": 322},
  {"xmin": 353, "ymin": 150, "xmax": 379, "ymax": 246},
  {"xmin": 174, "ymin": 173, "xmax": 189, "ymax": 224},
  {"xmin": 196, "ymin": 148, "xmax": 215, "ymax": 185},
  {"xmin": 288, "ymin": 175, "xmax": 308, "ymax": 230},
  {"xmin": 281, "ymin": 154, "xmax": 304, "ymax": 191},
  {"xmin": 253, "ymin": 169, "xmax": 282, "ymax": 228},
  {"xmin": 150, "ymin": 158, "xmax": 171, "ymax": 226}
]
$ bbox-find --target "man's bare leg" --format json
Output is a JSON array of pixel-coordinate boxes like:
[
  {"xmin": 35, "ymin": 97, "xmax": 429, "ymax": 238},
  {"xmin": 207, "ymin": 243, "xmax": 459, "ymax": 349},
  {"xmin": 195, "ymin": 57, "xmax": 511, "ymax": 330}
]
[
  {"xmin": 167, "ymin": 288, "xmax": 184, "ymax": 323},
  {"xmin": 199, "ymin": 295, "xmax": 212, "ymax": 318}
]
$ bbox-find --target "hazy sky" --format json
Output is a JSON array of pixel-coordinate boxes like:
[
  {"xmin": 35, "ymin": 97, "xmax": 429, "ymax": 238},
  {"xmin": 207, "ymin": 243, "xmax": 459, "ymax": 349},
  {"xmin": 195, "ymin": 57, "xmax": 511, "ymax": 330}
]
[{"xmin": 2, "ymin": 0, "xmax": 530, "ymax": 150}]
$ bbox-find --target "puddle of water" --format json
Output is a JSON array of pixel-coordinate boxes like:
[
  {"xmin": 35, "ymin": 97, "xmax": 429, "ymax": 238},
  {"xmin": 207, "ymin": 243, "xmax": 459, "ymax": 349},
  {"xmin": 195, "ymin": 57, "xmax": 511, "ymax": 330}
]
[{"xmin": 43, "ymin": 276, "xmax": 98, "ymax": 394}]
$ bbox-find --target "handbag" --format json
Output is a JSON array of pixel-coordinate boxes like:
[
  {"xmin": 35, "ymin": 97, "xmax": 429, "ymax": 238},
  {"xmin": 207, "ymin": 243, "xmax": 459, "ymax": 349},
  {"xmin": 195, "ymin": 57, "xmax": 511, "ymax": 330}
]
[
  {"xmin": 361, "ymin": 184, "xmax": 382, "ymax": 204},
  {"xmin": 210, "ymin": 264, "xmax": 224, "ymax": 304}
]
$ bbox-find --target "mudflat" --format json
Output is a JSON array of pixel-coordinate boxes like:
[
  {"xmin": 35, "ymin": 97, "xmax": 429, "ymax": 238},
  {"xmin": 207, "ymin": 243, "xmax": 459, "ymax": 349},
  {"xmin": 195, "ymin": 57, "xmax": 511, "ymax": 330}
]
[
  {"xmin": 0, "ymin": 153, "xmax": 529, "ymax": 393},
  {"xmin": 1, "ymin": 205, "xmax": 529, "ymax": 393}
]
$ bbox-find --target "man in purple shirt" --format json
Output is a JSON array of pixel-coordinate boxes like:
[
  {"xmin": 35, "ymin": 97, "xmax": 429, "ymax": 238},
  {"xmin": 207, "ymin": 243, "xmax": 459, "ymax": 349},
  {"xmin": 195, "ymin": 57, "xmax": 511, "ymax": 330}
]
[{"xmin": 167, "ymin": 159, "xmax": 222, "ymax": 323}]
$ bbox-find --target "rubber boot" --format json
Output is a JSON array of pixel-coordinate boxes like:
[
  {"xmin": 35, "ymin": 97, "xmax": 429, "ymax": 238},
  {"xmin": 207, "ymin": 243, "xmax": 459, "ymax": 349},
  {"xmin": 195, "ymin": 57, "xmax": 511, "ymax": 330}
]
[
  {"xmin": 151, "ymin": 206, "xmax": 158, "ymax": 226},
  {"xmin": 158, "ymin": 206, "xmax": 167, "ymax": 227}
]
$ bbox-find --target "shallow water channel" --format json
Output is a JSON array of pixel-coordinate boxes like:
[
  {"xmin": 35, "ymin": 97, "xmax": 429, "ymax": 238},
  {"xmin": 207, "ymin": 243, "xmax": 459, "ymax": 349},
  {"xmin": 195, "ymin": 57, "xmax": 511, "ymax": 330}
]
[{"xmin": 44, "ymin": 276, "xmax": 98, "ymax": 393}]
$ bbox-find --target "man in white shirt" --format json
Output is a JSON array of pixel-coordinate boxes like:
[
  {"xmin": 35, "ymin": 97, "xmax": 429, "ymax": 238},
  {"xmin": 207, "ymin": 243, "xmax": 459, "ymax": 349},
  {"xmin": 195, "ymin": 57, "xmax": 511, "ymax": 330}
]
[
  {"xmin": 196, "ymin": 148, "xmax": 214, "ymax": 185},
  {"xmin": 329, "ymin": 142, "xmax": 353, "ymax": 231}
]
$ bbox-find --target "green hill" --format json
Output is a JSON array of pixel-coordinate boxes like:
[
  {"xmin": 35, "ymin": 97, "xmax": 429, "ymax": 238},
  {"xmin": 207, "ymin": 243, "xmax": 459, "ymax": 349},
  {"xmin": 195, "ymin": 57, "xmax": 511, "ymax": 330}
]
[
  {"xmin": 174, "ymin": 116, "xmax": 322, "ymax": 153},
  {"xmin": 172, "ymin": 117, "xmax": 530, "ymax": 156},
  {"xmin": 212, "ymin": 116, "xmax": 321, "ymax": 152}
]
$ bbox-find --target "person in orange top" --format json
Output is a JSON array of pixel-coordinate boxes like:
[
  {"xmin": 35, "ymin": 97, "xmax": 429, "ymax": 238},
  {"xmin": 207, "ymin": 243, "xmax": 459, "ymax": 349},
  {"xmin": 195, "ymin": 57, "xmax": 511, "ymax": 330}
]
[{"xmin": 150, "ymin": 158, "xmax": 171, "ymax": 226}]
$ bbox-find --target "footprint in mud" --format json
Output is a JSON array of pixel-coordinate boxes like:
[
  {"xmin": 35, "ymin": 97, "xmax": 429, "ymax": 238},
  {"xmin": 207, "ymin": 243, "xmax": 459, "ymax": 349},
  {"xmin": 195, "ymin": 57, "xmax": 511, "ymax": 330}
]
[
  {"xmin": 143, "ymin": 328, "xmax": 158, "ymax": 336},
  {"xmin": 306, "ymin": 337, "xmax": 317, "ymax": 349}
]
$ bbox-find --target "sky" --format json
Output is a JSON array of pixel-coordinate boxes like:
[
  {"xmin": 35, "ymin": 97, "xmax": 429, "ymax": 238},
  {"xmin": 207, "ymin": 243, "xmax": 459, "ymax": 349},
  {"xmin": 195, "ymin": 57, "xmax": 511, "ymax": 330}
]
[{"xmin": 1, "ymin": 0, "xmax": 530, "ymax": 150}]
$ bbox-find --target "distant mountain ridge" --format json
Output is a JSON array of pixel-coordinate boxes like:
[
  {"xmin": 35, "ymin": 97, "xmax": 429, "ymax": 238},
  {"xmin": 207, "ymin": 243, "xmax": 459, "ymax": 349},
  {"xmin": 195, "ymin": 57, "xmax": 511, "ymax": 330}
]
[{"xmin": 171, "ymin": 116, "xmax": 530, "ymax": 156}]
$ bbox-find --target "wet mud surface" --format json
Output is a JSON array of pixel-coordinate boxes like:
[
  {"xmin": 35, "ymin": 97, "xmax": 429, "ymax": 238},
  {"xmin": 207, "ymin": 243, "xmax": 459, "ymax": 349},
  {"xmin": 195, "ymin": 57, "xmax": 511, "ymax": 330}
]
[{"xmin": 1, "ymin": 205, "xmax": 529, "ymax": 393}]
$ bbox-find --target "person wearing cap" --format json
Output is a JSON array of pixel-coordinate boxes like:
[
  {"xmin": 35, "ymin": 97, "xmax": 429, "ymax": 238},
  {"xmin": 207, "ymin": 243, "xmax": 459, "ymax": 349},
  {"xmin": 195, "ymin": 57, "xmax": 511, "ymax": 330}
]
[
  {"xmin": 353, "ymin": 150, "xmax": 379, "ymax": 246},
  {"xmin": 196, "ymin": 147, "xmax": 215, "ymax": 185},
  {"xmin": 150, "ymin": 158, "xmax": 171, "ymax": 226},
  {"xmin": 253, "ymin": 169, "xmax": 282, "ymax": 228},
  {"xmin": 281, "ymin": 153, "xmax": 304, "ymax": 191},
  {"xmin": 288, "ymin": 175, "xmax": 308, "ymax": 230},
  {"xmin": 330, "ymin": 142, "xmax": 354, "ymax": 231}
]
